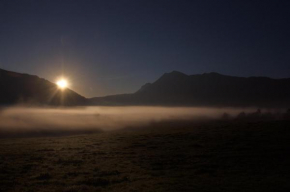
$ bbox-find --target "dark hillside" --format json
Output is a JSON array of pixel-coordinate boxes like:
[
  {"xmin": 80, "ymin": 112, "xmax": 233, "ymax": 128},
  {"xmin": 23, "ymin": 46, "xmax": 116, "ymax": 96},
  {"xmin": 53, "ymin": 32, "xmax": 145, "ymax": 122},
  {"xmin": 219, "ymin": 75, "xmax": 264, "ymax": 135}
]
[
  {"xmin": 0, "ymin": 68, "xmax": 87, "ymax": 106},
  {"xmin": 90, "ymin": 71, "xmax": 290, "ymax": 107}
]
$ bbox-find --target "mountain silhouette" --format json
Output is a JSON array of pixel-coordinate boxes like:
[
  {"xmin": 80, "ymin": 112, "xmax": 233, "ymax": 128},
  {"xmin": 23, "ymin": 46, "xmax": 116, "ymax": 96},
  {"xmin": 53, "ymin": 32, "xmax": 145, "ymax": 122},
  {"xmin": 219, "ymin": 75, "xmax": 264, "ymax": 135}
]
[
  {"xmin": 90, "ymin": 71, "xmax": 290, "ymax": 107},
  {"xmin": 0, "ymin": 68, "xmax": 86, "ymax": 106},
  {"xmin": 1, "ymin": 68, "xmax": 290, "ymax": 107}
]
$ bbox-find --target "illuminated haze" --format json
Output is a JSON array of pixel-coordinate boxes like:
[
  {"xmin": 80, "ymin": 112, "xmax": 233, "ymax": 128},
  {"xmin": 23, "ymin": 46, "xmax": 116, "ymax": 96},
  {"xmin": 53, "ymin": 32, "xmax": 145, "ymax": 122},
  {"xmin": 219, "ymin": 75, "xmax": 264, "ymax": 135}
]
[{"xmin": 0, "ymin": 106, "xmax": 259, "ymax": 137}]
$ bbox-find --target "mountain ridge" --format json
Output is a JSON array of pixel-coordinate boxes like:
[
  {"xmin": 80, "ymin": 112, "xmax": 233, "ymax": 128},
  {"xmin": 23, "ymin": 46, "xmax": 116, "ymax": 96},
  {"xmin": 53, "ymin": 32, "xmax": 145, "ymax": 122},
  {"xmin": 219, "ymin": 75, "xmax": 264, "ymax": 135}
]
[
  {"xmin": 0, "ymin": 68, "xmax": 87, "ymax": 106},
  {"xmin": 1, "ymin": 68, "xmax": 290, "ymax": 107},
  {"xmin": 90, "ymin": 70, "xmax": 290, "ymax": 107}
]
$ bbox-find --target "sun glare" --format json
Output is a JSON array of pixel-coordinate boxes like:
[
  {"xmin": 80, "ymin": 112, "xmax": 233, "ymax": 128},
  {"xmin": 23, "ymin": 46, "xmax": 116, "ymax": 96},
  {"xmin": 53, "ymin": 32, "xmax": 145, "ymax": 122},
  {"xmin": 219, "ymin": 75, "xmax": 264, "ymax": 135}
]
[{"xmin": 56, "ymin": 79, "xmax": 68, "ymax": 89}]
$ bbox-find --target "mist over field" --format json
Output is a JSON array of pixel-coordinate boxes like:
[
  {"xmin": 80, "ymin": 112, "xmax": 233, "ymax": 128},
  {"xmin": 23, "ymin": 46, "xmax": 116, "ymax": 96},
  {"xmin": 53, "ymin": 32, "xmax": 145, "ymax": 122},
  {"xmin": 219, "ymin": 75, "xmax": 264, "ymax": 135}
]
[{"xmin": 0, "ymin": 106, "xmax": 262, "ymax": 137}]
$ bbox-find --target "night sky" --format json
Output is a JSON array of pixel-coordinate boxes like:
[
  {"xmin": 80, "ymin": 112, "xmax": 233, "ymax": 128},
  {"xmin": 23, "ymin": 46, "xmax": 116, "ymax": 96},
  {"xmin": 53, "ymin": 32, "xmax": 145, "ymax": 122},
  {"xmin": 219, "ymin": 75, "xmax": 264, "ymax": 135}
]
[{"xmin": 0, "ymin": 0, "xmax": 289, "ymax": 97}]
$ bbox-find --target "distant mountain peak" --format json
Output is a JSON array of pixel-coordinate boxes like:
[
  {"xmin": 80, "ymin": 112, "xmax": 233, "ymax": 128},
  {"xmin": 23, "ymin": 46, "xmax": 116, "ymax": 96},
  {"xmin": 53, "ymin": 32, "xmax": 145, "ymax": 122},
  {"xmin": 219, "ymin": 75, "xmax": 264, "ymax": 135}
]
[
  {"xmin": 157, "ymin": 71, "xmax": 188, "ymax": 80},
  {"xmin": 90, "ymin": 71, "xmax": 290, "ymax": 107},
  {"xmin": 166, "ymin": 71, "xmax": 225, "ymax": 78},
  {"xmin": 164, "ymin": 70, "xmax": 188, "ymax": 77},
  {"xmin": 168, "ymin": 70, "xmax": 187, "ymax": 75}
]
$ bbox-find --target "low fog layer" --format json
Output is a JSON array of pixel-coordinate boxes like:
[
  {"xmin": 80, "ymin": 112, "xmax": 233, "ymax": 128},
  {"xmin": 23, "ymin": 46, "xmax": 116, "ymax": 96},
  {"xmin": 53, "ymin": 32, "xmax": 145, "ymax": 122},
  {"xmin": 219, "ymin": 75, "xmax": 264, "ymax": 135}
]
[{"xmin": 0, "ymin": 106, "xmax": 267, "ymax": 137}]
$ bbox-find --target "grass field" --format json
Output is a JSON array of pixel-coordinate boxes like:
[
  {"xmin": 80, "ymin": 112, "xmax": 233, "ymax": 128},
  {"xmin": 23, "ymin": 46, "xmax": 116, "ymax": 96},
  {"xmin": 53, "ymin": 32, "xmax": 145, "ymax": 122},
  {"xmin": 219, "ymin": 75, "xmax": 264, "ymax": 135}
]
[{"xmin": 1, "ymin": 120, "xmax": 290, "ymax": 192}]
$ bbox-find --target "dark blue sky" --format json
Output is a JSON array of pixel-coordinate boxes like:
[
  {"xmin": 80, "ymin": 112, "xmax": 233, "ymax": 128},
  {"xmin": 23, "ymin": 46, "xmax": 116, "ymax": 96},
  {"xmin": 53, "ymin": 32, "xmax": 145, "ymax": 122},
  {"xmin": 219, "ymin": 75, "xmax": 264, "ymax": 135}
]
[{"xmin": 0, "ymin": 0, "xmax": 289, "ymax": 97}]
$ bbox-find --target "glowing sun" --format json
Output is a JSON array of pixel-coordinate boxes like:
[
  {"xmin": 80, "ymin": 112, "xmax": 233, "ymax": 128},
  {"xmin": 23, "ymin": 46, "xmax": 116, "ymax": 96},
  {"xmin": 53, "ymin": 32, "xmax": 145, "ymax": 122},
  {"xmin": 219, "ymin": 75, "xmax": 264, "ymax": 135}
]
[{"xmin": 56, "ymin": 79, "xmax": 68, "ymax": 89}]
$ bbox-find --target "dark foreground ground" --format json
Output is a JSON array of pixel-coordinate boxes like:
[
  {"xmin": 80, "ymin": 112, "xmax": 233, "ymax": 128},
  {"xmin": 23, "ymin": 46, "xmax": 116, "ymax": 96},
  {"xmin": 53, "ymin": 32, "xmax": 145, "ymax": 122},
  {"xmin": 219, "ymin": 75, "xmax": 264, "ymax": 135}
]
[{"xmin": 1, "ymin": 120, "xmax": 290, "ymax": 192}]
